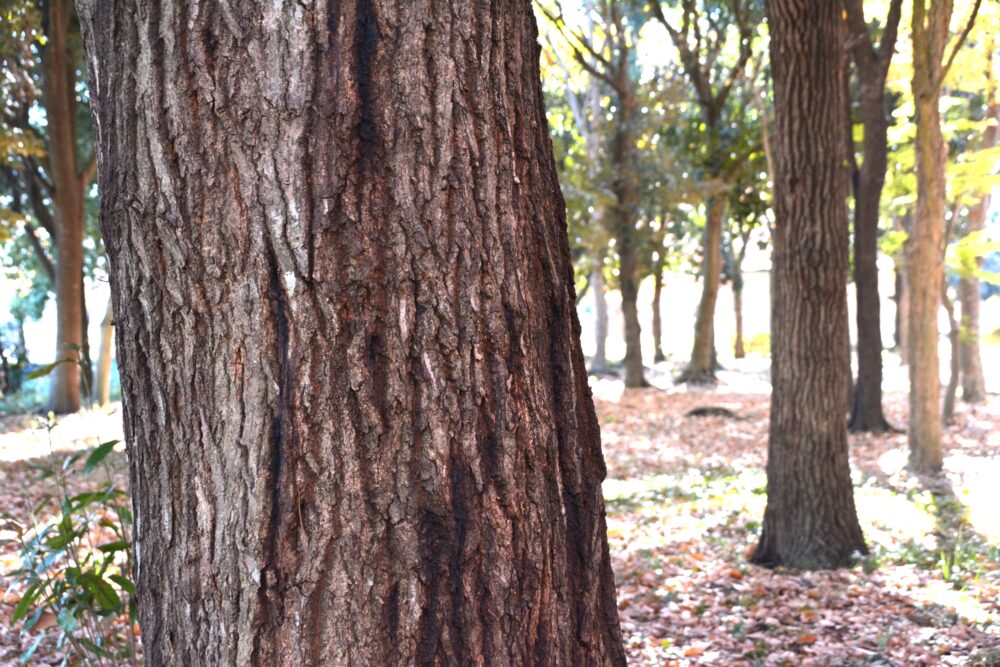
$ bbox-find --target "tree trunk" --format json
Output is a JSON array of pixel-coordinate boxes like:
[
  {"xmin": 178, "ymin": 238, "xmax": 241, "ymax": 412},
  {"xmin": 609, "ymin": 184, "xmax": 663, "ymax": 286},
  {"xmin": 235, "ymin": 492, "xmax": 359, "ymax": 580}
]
[
  {"xmin": 733, "ymin": 286, "xmax": 745, "ymax": 359},
  {"xmin": 848, "ymin": 80, "xmax": 892, "ymax": 432},
  {"xmin": 45, "ymin": 0, "xmax": 86, "ymax": 414},
  {"xmin": 79, "ymin": 281, "xmax": 94, "ymax": 398},
  {"xmin": 894, "ymin": 262, "xmax": 905, "ymax": 354},
  {"xmin": 96, "ymin": 297, "xmax": 114, "ymax": 406},
  {"xmin": 618, "ymin": 234, "xmax": 646, "ymax": 387},
  {"xmin": 609, "ymin": 85, "xmax": 645, "ymax": 389},
  {"xmin": 652, "ymin": 262, "xmax": 665, "ymax": 363},
  {"xmin": 957, "ymin": 97, "xmax": 996, "ymax": 403},
  {"xmin": 752, "ymin": 0, "xmax": 867, "ymax": 570},
  {"xmin": 907, "ymin": 0, "xmax": 950, "ymax": 473},
  {"xmin": 79, "ymin": 2, "xmax": 625, "ymax": 665},
  {"xmin": 942, "ymin": 286, "xmax": 959, "ymax": 424},
  {"xmin": 680, "ymin": 197, "xmax": 725, "ymax": 383},
  {"xmin": 592, "ymin": 253, "xmax": 609, "ymax": 374}
]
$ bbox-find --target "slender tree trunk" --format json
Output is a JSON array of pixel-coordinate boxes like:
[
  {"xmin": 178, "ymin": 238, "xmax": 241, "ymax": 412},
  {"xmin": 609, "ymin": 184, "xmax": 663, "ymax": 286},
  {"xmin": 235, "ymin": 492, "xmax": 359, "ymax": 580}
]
[
  {"xmin": 611, "ymin": 90, "xmax": 645, "ymax": 388},
  {"xmin": 592, "ymin": 260, "xmax": 609, "ymax": 374},
  {"xmin": 681, "ymin": 197, "xmax": 725, "ymax": 383},
  {"xmin": 942, "ymin": 286, "xmax": 960, "ymax": 424},
  {"xmin": 848, "ymin": 87, "xmax": 892, "ymax": 432},
  {"xmin": 96, "ymin": 297, "xmax": 114, "ymax": 406},
  {"xmin": 894, "ymin": 263, "xmax": 905, "ymax": 353},
  {"xmin": 79, "ymin": 2, "xmax": 625, "ymax": 665},
  {"xmin": 46, "ymin": 0, "xmax": 85, "ymax": 414},
  {"xmin": 733, "ymin": 283, "xmax": 745, "ymax": 358},
  {"xmin": 895, "ymin": 211, "xmax": 912, "ymax": 362},
  {"xmin": 752, "ymin": 0, "xmax": 867, "ymax": 570},
  {"xmin": 957, "ymin": 246, "xmax": 986, "ymax": 402},
  {"xmin": 957, "ymin": 97, "xmax": 995, "ymax": 403},
  {"xmin": 79, "ymin": 282, "xmax": 94, "ymax": 398},
  {"xmin": 618, "ymin": 235, "xmax": 646, "ymax": 387},
  {"xmin": 652, "ymin": 261, "xmax": 665, "ymax": 363},
  {"xmin": 908, "ymin": 0, "xmax": 951, "ymax": 473}
]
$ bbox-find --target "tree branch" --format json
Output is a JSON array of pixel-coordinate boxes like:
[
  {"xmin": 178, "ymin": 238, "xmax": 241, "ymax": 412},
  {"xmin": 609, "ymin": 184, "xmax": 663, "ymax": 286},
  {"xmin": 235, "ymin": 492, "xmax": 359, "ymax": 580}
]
[{"xmin": 933, "ymin": 0, "xmax": 983, "ymax": 94}]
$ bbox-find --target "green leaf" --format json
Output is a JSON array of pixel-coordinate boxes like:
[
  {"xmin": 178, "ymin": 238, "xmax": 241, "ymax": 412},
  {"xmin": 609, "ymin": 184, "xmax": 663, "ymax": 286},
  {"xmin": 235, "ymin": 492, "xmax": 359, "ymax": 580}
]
[
  {"xmin": 84, "ymin": 440, "xmax": 119, "ymax": 474},
  {"xmin": 26, "ymin": 359, "xmax": 74, "ymax": 379},
  {"xmin": 56, "ymin": 607, "xmax": 77, "ymax": 633},
  {"xmin": 62, "ymin": 451, "xmax": 85, "ymax": 471},
  {"xmin": 97, "ymin": 540, "xmax": 130, "ymax": 554},
  {"xmin": 109, "ymin": 574, "xmax": 136, "ymax": 594},
  {"xmin": 78, "ymin": 573, "xmax": 121, "ymax": 611},
  {"xmin": 11, "ymin": 584, "xmax": 39, "ymax": 623},
  {"xmin": 45, "ymin": 531, "xmax": 76, "ymax": 550}
]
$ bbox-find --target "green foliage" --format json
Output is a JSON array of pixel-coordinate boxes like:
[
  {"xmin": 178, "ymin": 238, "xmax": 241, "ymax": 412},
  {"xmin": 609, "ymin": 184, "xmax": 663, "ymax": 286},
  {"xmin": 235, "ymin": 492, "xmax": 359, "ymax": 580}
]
[
  {"xmin": 741, "ymin": 331, "xmax": 770, "ymax": 356},
  {"xmin": 2, "ymin": 420, "xmax": 137, "ymax": 666},
  {"xmin": 2, "ymin": 359, "xmax": 138, "ymax": 665},
  {"xmin": 947, "ymin": 229, "xmax": 1000, "ymax": 283}
]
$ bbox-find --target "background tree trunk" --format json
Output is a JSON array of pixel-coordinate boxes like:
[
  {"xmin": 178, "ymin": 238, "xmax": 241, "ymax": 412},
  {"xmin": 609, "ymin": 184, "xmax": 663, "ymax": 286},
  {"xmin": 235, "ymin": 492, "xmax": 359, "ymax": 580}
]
[
  {"xmin": 907, "ymin": 0, "xmax": 952, "ymax": 473},
  {"xmin": 618, "ymin": 235, "xmax": 646, "ymax": 387},
  {"xmin": 733, "ymin": 283, "xmax": 745, "ymax": 359},
  {"xmin": 752, "ymin": 0, "xmax": 867, "ymax": 570},
  {"xmin": 591, "ymin": 256, "xmax": 609, "ymax": 374},
  {"xmin": 681, "ymin": 197, "xmax": 725, "ymax": 383},
  {"xmin": 942, "ymin": 287, "xmax": 960, "ymax": 424},
  {"xmin": 844, "ymin": 0, "xmax": 901, "ymax": 433},
  {"xmin": 610, "ymin": 88, "xmax": 646, "ymax": 389},
  {"xmin": 79, "ymin": 2, "xmax": 625, "ymax": 665},
  {"xmin": 96, "ymin": 297, "xmax": 114, "ymax": 406},
  {"xmin": 45, "ymin": 0, "xmax": 86, "ymax": 414},
  {"xmin": 957, "ymin": 94, "xmax": 996, "ymax": 403},
  {"xmin": 894, "ymin": 262, "xmax": 907, "ymax": 357},
  {"xmin": 652, "ymin": 261, "xmax": 665, "ymax": 363}
]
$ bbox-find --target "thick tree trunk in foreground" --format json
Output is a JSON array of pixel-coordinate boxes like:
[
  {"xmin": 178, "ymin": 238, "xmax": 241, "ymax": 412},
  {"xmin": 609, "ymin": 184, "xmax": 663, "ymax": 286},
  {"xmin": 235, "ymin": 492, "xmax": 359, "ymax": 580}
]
[
  {"xmin": 591, "ymin": 258, "xmax": 609, "ymax": 374},
  {"xmin": 681, "ymin": 197, "xmax": 725, "ymax": 383},
  {"xmin": 96, "ymin": 297, "xmax": 113, "ymax": 406},
  {"xmin": 79, "ymin": 2, "xmax": 625, "ymax": 665},
  {"xmin": 652, "ymin": 263, "xmax": 665, "ymax": 363},
  {"xmin": 752, "ymin": 0, "xmax": 867, "ymax": 570},
  {"xmin": 907, "ymin": 0, "xmax": 951, "ymax": 473},
  {"xmin": 46, "ymin": 0, "xmax": 86, "ymax": 414}
]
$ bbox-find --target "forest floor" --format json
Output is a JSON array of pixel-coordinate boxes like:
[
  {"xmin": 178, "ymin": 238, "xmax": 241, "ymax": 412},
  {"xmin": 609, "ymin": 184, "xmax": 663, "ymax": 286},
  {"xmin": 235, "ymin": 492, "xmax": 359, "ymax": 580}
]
[
  {"xmin": 597, "ymin": 367, "xmax": 1000, "ymax": 666},
  {"xmin": 1, "ymin": 370, "xmax": 999, "ymax": 665}
]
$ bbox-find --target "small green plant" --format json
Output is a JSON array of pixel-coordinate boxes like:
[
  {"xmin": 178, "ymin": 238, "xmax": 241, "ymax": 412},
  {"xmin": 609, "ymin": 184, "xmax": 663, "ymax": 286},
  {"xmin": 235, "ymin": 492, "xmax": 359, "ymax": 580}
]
[
  {"xmin": 3, "ymin": 418, "xmax": 138, "ymax": 665},
  {"xmin": 2, "ymin": 351, "xmax": 138, "ymax": 665}
]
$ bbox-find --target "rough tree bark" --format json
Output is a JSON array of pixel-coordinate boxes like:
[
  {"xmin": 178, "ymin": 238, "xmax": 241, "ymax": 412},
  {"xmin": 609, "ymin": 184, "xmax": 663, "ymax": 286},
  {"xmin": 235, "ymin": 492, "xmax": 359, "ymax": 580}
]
[
  {"xmin": 79, "ymin": 2, "xmax": 625, "ymax": 665},
  {"xmin": 752, "ymin": 0, "xmax": 867, "ymax": 570},
  {"xmin": 844, "ymin": 0, "xmax": 902, "ymax": 433}
]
